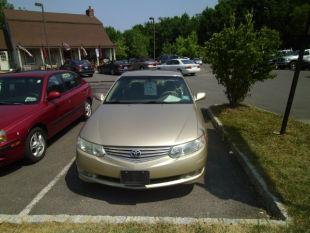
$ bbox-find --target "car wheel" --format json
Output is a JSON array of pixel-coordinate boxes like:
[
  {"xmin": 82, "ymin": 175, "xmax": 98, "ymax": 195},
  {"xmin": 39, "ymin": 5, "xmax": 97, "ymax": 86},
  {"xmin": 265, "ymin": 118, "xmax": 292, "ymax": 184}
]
[
  {"xmin": 110, "ymin": 69, "xmax": 115, "ymax": 75},
  {"xmin": 25, "ymin": 127, "xmax": 47, "ymax": 163},
  {"xmin": 177, "ymin": 69, "xmax": 183, "ymax": 75},
  {"xmin": 140, "ymin": 66, "xmax": 144, "ymax": 70},
  {"xmin": 290, "ymin": 61, "xmax": 297, "ymax": 70},
  {"xmin": 84, "ymin": 99, "xmax": 92, "ymax": 119}
]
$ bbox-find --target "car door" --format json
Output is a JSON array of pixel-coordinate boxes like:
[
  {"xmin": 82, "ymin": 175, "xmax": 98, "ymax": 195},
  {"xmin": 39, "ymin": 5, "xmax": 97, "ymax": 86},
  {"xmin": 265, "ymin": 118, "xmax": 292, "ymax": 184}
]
[
  {"xmin": 44, "ymin": 74, "xmax": 70, "ymax": 136},
  {"xmin": 162, "ymin": 60, "xmax": 174, "ymax": 71},
  {"xmin": 303, "ymin": 50, "xmax": 310, "ymax": 62},
  {"xmin": 60, "ymin": 72, "xmax": 86, "ymax": 124}
]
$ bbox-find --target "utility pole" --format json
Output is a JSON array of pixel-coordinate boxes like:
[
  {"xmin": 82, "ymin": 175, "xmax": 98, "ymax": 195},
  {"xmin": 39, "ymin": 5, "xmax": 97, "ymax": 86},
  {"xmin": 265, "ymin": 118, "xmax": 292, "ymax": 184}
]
[
  {"xmin": 149, "ymin": 17, "xmax": 155, "ymax": 60},
  {"xmin": 280, "ymin": 14, "xmax": 310, "ymax": 134},
  {"xmin": 35, "ymin": 2, "xmax": 52, "ymax": 67}
]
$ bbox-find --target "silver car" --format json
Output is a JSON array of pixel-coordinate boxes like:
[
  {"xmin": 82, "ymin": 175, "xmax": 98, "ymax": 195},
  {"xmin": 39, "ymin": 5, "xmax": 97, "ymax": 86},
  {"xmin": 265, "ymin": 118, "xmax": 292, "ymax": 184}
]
[
  {"xmin": 158, "ymin": 59, "xmax": 201, "ymax": 76},
  {"xmin": 76, "ymin": 70, "xmax": 207, "ymax": 189}
]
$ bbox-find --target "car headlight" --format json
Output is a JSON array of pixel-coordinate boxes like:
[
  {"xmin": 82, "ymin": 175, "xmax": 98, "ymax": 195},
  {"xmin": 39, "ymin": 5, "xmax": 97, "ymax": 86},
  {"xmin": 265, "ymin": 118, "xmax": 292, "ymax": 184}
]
[
  {"xmin": 77, "ymin": 137, "xmax": 105, "ymax": 157},
  {"xmin": 0, "ymin": 130, "xmax": 7, "ymax": 143},
  {"xmin": 170, "ymin": 135, "xmax": 206, "ymax": 158}
]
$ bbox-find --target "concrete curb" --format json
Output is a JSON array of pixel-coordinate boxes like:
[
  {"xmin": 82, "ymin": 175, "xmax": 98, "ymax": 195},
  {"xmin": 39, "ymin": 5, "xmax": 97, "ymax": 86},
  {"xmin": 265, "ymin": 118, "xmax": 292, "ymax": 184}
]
[
  {"xmin": 205, "ymin": 106, "xmax": 291, "ymax": 223},
  {"xmin": 0, "ymin": 214, "xmax": 287, "ymax": 225}
]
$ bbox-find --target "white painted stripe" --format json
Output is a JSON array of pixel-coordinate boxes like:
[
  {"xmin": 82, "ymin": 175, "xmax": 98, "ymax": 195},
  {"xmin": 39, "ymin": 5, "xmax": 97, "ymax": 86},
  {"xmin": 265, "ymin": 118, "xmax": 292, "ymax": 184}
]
[
  {"xmin": 0, "ymin": 214, "xmax": 287, "ymax": 225},
  {"xmin": 18, "ymin": 158, "xmax": 75, "ymax": 216}
]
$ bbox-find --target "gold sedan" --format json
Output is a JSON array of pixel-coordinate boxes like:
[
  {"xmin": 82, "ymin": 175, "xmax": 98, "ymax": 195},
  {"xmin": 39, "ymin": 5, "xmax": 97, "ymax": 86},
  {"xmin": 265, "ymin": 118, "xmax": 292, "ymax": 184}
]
[{"xmin": 76, "ymin": 70, "xmax": 207, "ymax": 189}]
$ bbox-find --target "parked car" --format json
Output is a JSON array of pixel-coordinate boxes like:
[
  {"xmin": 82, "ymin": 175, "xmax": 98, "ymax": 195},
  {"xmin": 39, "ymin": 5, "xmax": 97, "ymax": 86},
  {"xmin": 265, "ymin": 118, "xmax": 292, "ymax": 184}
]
[
  {"xmin": 157, "ymin": 59, "xmax": 201, "ymax": 75},
  {"xmin": 193, "ymin": 58, "xmax": 203, "ymax": 65},
  {"xmin": 60, "ymin": 59, "xmax": 94, "ymax": 77},
  {"xmin": 98, "ymin": 60, "xmax": 132, "ymax": 75},
  {"xmin": 129, "ymin": 58, "xmax": 158, "ymax": 70},
  {"xmin": 157, "ymin": 54, "xmax": 179, "ymax": 64},
  {"xmin": 275, "ymin": 49, "xmax": 310, "ymax": 70},
  {"xmin": 0, "ymin": 71, "xmax": 93, "ymax": 167},
  {"xmin": 275, "ymin": 50, "xmax": 299, "ymax": 70},
  {"xmin": 76, "ymin": 70, "xmax": 207, "ymax": 189}
]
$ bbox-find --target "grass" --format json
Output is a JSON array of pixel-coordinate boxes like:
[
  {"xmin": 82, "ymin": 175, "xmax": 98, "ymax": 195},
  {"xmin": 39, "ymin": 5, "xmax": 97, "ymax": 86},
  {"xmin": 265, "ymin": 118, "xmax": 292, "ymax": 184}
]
[
  {"xmin": 0, "ymin": 222, "xmax": 284, "ymax": 233},
  {"xmin": 1, "ymin": 104, "xmax": 309, "ymax": 233},
  {"xmin": 211, "ymin": 104, "xmax": 310, "ymax": 233}
]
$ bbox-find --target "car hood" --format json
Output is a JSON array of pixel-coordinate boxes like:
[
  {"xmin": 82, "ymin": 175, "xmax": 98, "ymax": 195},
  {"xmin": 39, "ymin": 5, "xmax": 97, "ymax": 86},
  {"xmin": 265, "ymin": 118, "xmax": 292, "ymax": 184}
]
[
  {"xmin": 0, "ymin": 105, "xmax": 39, "ymax": 131},
  {"xmin": 80, "ymin": 104, "xmax": 203, "ymax": 147}
]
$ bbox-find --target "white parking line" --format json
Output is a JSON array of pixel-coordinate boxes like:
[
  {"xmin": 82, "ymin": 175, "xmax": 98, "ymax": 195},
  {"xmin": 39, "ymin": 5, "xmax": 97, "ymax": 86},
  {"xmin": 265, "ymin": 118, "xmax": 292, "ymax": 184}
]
[{"xmin": 18, "ymin": 158, "xmax": 75, "ymax": 216}]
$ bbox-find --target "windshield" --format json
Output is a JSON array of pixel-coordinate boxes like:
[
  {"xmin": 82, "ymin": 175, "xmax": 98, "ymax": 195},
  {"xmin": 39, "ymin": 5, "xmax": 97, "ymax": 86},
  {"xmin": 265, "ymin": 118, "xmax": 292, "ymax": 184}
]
[
  {"xmin": 0, "ymin": 77, "xmax": 43, "ymax": 105},
  {"xmin": 105, "ymin": 76, "xmax": 193, "ymax": 104}
]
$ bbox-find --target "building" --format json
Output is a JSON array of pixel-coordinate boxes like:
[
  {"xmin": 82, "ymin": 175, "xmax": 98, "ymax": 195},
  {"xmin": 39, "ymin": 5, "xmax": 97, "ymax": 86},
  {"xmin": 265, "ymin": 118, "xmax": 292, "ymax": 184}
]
[{"xmin": 1, "ymin": 6, "xmax": 115, "ymax": 71}]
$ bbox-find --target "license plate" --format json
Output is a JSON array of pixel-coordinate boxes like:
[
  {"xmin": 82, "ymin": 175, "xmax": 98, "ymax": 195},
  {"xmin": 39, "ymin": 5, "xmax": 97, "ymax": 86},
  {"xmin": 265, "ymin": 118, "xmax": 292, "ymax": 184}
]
[{"xmin": 121, "ymin": 171, "xmax": 150, "ymax": 186}]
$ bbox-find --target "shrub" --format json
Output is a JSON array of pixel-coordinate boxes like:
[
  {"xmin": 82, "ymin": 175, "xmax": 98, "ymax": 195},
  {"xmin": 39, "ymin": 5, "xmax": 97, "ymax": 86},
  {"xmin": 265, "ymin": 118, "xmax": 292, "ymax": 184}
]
[{"xmin": 205, "ymin": 13, "xmax": 280, "ymax": 107}]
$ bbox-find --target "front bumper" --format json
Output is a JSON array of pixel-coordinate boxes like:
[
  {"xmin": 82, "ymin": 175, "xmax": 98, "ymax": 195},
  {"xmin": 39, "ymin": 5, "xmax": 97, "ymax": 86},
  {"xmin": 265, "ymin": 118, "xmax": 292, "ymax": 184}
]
[
  {"xmin": 0, "ymin": 141, "xmax": 24, "ymax": 167},
  {"xmin": 76, "ymin": 145, "xmax": 207, "ymax": 189}
]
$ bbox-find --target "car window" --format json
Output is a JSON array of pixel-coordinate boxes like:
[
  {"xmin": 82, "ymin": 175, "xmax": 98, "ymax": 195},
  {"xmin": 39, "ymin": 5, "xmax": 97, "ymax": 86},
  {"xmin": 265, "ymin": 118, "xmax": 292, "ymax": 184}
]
[
  {"xmin": 105, "ymin": 76, "xmax": 193, "ymax": 104},
  {"xmin": 0, "ymin": 77, "xmax": 43, "ymax": 105},
  {"xmin": 47, "ymin": 75, "xmax": 65, "ymax": 94},
  {"xmin": 181, "ymin": 59, "xmax": 195, "ymax": 64},
  {"xmin": 304, "ymin": 51, "xmax": 310, "ymax": 56},
  {"xmin": 60, "ymin": 72, "xmax": 81, "ymax": 91},
  {"xmin": 172, "ymin": 60, "xmax": 180, "ymax": 65},
  {"xmin": 166, "ymin": 60, "xmax": 174, "ymax": 65}
]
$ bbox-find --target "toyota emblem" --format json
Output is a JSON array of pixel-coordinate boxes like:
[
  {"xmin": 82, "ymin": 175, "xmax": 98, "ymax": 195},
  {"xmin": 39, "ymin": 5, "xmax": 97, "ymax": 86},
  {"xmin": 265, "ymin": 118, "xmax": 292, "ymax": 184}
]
[{"xmin": 130, "ymin": 150, "xmax": 142, "ymax": 158}]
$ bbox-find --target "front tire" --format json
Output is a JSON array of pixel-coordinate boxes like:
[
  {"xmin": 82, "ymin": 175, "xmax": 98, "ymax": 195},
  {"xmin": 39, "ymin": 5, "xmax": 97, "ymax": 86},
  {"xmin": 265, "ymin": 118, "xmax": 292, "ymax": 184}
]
[{"xmin": 25, "ymin": 127, "xmax": 47, "ymax": 163}]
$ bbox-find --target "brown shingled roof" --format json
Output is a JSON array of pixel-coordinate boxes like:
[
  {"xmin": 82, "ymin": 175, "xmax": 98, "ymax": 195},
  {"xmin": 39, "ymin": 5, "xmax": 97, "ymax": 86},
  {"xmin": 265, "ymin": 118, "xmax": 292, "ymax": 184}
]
[
  {"xmin": 0, "ymin": 30, "xmax": 7, "ymax": 50},
  {"xmin": 4, "ymin": 9, "xmax": 114, "ymax": 48}
]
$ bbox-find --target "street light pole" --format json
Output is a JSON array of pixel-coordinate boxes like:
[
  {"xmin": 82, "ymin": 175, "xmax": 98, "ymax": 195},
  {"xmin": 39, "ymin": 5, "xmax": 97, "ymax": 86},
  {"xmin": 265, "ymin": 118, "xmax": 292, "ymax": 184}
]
[
  {"xmin": 35, "ymin": 2, "xmax": 52, "ymax": 67},
  {"xmin": 280, "ymin": 14, "xmax": 310, "ymax": 134},
  {"xmin": 149, "ymin": 17, "xmax": 155, "ymax": 60}
]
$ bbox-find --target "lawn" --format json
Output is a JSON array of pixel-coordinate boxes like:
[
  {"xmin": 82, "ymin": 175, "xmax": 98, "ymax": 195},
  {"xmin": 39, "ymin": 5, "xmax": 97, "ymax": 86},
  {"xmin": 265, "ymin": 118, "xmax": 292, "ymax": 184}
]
[
  {"xmin": 210, "ymin": 105, "xmax": 310, "ymax": 233},
  {"xmin": 0, "ymin": 222, "xmax": 283, "ymax": 233}
]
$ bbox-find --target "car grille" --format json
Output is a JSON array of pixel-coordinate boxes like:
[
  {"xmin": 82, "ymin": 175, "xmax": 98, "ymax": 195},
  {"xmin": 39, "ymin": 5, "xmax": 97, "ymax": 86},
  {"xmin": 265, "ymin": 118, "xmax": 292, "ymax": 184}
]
[{"xmin": 103, "ymin": 146, "xmax": 171, "ymax": 162}]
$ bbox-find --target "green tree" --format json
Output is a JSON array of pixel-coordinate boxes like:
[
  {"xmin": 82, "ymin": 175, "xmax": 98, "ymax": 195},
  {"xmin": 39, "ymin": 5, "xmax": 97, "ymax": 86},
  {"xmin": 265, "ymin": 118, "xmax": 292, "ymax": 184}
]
[
  {"xmin": 105, "ymin": 26, "xmax": 123, "ymax": 43},
  {"xmin": 175, "ymin": 31, "xmax": 201, "ymax": 58},
  {"xmin": 0, "ymin": 0, "xmax": 14, "ymax": 28},
  {"xmin": 124, "ymin": 27, "xmax": 149, "ymax": 58},
  {"xmin": 161, "ymin": 42, "xmax": 176, "ymax": 55},
  {"xmin": 105, "ymin": 26, "xmax": 128, "ymax": 59},
  {"xmin": 205, "ymin": 13, "xmax": 279, "ymax": 107},
  {"xmin": 114, "ymin": 38, "xmax": 128, "ymax": 59}
]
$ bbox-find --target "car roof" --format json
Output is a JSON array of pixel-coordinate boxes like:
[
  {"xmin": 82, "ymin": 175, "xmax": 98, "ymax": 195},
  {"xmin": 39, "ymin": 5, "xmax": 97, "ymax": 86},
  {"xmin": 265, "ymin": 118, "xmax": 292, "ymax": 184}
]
[
  {"xmin": 121, "ymin": 70, "xmax": 183, "ymax": 78},
  {"xmin": 0, "ymin": 70, "xmax": 71, "ymax": 78}
]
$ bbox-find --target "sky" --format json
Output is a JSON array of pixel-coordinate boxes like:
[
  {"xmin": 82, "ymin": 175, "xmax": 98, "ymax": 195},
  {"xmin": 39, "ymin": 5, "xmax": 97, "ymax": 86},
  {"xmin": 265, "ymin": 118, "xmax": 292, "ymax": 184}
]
[{"xmin": 8, "ymin": 0, "xmax": 217, "ymax": 31}]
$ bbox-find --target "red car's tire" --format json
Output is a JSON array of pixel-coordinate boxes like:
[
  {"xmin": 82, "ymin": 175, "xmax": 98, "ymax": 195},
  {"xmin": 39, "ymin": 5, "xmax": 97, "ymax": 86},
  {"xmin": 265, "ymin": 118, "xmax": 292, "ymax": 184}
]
[{"xmin": 25, "ymin": 127, "xmax": 47, "ymax": 163}]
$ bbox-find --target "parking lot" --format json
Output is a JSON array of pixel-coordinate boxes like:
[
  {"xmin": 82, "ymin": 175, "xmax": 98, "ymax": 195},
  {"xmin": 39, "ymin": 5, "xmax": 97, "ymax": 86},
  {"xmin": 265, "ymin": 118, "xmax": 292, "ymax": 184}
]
[{"xmin": 1, "ymin": 67, "xmax": 309, "ymax": 221}]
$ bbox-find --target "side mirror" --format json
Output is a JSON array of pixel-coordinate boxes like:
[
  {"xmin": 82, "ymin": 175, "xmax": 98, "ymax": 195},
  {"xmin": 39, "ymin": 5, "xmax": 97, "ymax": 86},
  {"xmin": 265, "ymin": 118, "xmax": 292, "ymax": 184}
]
[
  {"xmin": 195, "ymin": 92, "xmax": 206, "ymax": 101},
  {"xmin": 47, "ymin": 91, "xmax": 61, "ymax": 101},
  {"xmin": 93, "ymin": 93, "xmax": 105, "ymax": 102}
]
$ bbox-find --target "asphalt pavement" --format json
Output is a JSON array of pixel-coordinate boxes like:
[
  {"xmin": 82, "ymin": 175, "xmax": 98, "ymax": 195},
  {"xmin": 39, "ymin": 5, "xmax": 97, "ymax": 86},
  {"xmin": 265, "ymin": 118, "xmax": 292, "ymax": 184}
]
[{"xmin": 0, "ymin": 69, "xmax": 270, "ymax": 219}]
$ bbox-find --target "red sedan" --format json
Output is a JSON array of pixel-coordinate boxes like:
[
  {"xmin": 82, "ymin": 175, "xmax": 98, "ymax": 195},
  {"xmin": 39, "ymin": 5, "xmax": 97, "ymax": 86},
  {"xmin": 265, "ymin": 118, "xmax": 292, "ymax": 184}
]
[{"xmin": 0, "ymin": 71, "xmax": 93, "ymax": 167}]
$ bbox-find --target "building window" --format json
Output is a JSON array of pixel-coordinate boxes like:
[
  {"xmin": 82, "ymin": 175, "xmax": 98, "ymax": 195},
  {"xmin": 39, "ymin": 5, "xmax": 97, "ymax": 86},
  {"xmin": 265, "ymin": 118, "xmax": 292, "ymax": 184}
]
[
  {"xmin": 0, "ymin": 52, "xmax": 7, "ymax": 61},
  {"xmin": 22, "ymin": 49, "xmax": 36, "ymax": 65}
]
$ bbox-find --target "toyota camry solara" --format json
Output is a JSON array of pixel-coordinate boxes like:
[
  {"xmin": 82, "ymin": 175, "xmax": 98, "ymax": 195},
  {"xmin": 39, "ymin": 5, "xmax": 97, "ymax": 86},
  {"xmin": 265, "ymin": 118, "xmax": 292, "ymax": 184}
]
[{"xmin": 76, "ymin": 70, "xmax": 207, "ymax": 189}]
